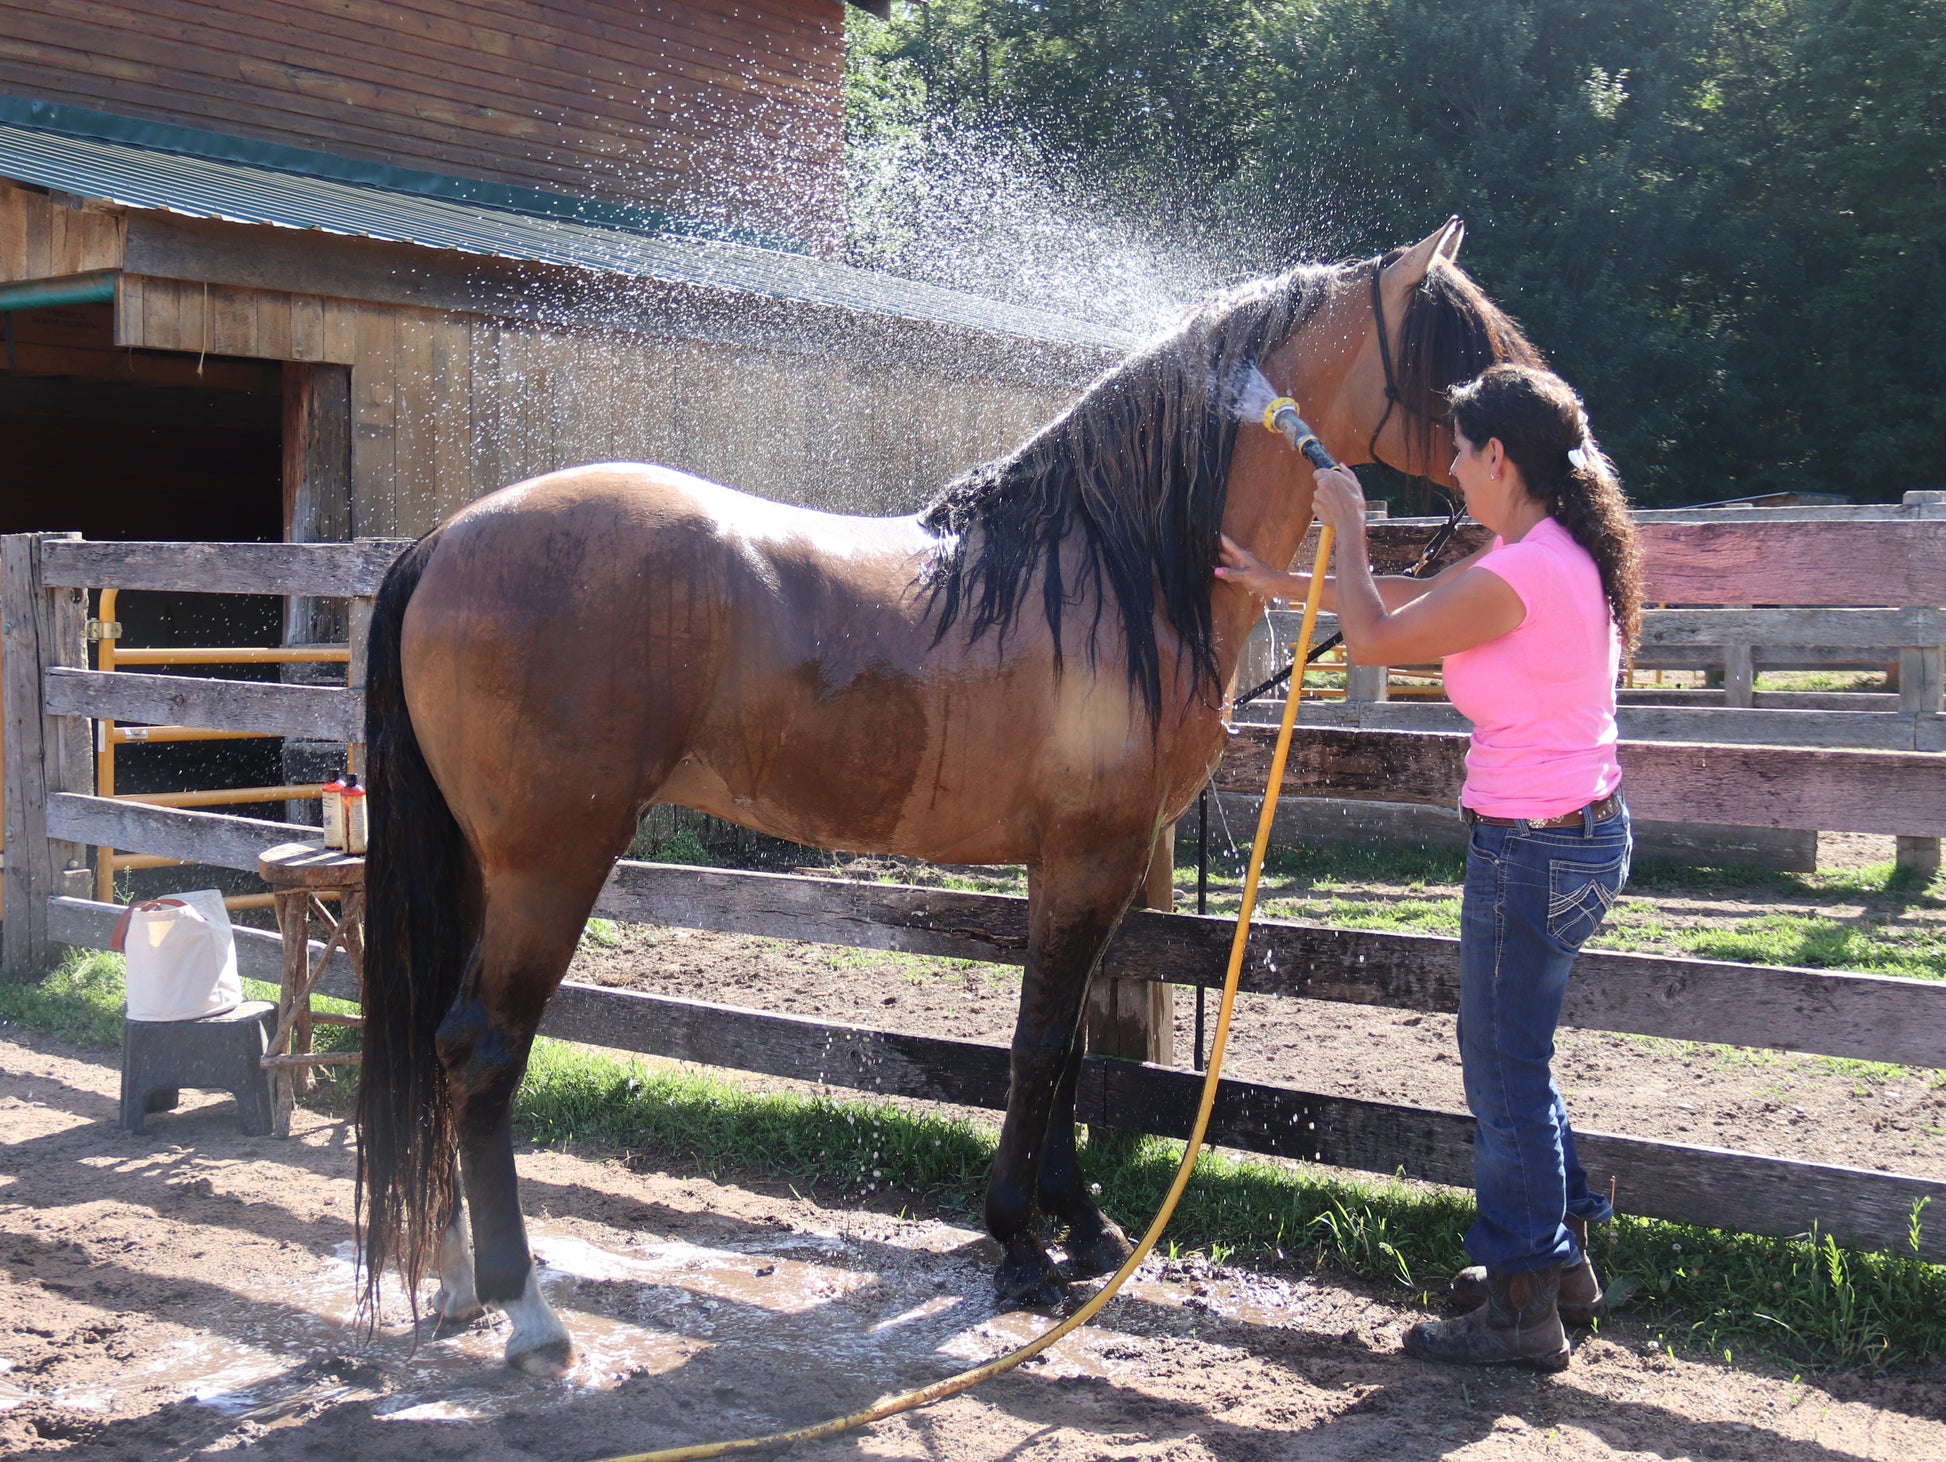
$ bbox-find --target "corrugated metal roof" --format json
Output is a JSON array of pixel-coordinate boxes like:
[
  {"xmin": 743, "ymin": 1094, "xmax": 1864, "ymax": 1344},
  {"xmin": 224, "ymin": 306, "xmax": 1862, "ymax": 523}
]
[{"xmin": 0, "ymin": 121, "xmax": 1136, "ymax": 353}]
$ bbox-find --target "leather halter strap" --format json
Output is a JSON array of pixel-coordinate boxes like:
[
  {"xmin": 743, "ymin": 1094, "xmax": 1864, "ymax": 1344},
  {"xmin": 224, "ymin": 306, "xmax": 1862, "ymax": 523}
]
[{"xmin": 1367, "ymin": 259, "xmax": 1401, "ymax": 465}]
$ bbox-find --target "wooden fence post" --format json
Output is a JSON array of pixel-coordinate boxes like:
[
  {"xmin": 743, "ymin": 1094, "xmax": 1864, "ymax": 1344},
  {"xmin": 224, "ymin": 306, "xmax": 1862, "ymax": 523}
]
[
  {"xmin": 282, "ymin": 363, "xmax": 357, "ymax": 820},
  {"xmin": 282, "ymin": 363, "xmax": 354, "ymax": 650},
  {"xmin": 345, "ymin": 591, "xmax": 373, "ymax": 779},
  {"xmin": 1722, "ymin": 642, "xmax": 1756, "ymax": 707},
  {"xmin": 1897, "ymin": 642, "xmax": 1944, "ymax": 878},
  {"xmin": 3, "ymin": 533, "xmax": 89, "ymax": 978},
  {"xmin": 1087, "ymin": 823, "xmax": 1177, "ymax": 1067},
  {"xmin": 341, "ymin": 537, "xmax": 409, "ymax": 778},
  {"xmin": 1345, "ymin": 659, "xmax": 1389, "ymax": 704}
]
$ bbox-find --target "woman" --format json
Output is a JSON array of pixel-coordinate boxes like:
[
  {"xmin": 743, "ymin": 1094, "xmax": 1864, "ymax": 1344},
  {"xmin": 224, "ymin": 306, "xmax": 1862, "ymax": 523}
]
[{"xmin": 1217, "ymin": 362, "xmax": 1643, "ymax": 1372}]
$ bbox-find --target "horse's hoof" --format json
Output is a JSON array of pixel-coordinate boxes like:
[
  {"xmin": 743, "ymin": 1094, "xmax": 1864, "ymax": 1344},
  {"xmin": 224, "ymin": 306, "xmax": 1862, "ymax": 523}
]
[
  {"xmin": 507, "ymin": 1337, "xmax": 574, "ymax": 1377},
  {"xmin": 994, "ymin": 1255, "xmax": 1067, "ymax": 1310},
  {"xmin": 1064, "ymin": 1220, "xmax": 1134, "ymax": 1279}
]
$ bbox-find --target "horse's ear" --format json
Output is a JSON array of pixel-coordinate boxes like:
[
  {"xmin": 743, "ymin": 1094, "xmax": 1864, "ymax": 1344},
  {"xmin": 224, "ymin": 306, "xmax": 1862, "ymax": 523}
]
[{"xmin": 1386, "ymin": 216, "xmax": 1465, "ymax": 289}]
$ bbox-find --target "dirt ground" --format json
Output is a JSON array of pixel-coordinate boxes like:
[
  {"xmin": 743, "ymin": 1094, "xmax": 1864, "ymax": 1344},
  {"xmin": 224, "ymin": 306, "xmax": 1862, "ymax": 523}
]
[
  {"xmin": 5, "ymin": 837, "xmax": 1944, "ymax": 1458},
  {"xmin": 5, "ymin": 1023, "xmax": 1946, "ymax": 1455}
]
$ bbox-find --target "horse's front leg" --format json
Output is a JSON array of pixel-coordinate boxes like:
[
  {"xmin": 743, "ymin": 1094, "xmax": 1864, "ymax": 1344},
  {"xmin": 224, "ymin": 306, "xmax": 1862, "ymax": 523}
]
[
  {"xmin": 987, "ymin": 845, "xmax": 1148, "ymax": 1306},
  {"xmin": 1036, "ymin": 1040, "xmax": 1134, "ymax": 1278}
]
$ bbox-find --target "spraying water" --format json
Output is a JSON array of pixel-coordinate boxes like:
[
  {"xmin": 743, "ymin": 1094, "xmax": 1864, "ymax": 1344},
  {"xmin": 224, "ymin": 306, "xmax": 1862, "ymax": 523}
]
[
  {"xmin": 846, "ymin": 120, "xmax": 1274, "ymax": 335},
  {"xmin": 1225, "ymin": 364, "xmax": 1338, "ymax": 469}
]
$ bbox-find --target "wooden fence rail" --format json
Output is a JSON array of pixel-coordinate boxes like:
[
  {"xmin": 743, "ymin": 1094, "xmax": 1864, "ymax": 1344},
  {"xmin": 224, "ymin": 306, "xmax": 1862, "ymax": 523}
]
[
  {"xmin": 1274, "ymin": 606, "xmax": 1946, "ymax": 653},
  {"xmin": 1254, "ymin": 606, "xmax": 1946, "ymax": 754},
  {"xmin": 11, "ymin": 529, "xmax": 1946, "ymax": 1267},
  {"xmin": 38, "ymin": 538, "xmax": 403, "ymax": 598},
  {"xmin": 44, "ymin": 669, "xmax": 365, "ymax": 743},
  {"xmin": 1332, "ymin": 516, "xmax": 1946, "ymax": 607},
  {"xmin": 1261, "ymin": 698, "xmax": 1946, "ymax": 754},
  {"xmin": 1216, "ymin": 725, "xmax": 1946, "ymax": 836},
  {"xmin": 591, "ymin": 859, "xmax": 1946, "ymax": 1068},
  {"xmin": 38, "ymin": 798, "xmax": 1946, "ymax": 1069},
  {"xmin": 41, "ymin": 887, "xmax": 1946, "ymax": 1262},
  {"xmin": 47, "ymin": 794, "xmax": 319, "ymax": 877}
]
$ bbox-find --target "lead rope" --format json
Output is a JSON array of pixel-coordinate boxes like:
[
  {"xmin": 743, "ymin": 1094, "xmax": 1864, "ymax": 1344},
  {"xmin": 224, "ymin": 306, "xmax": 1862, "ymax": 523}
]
[{"xmin": 595, "ymin": 525, "xmax": 1340, "ymax": 1462}]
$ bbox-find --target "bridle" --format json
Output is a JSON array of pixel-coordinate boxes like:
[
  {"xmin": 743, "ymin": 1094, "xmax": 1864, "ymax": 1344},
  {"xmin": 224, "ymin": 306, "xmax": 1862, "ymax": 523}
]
[
  {"xmin": 1364, "ymin": 252, "xmax": 1466, "ymax": 555},
  {"xmin": 1367, "ymin": 258, "xmax": 1403, "ymax": 467},
  {"xmin": 1229, "ymin": 258, "xmax": 1465, "ymax": 707}
]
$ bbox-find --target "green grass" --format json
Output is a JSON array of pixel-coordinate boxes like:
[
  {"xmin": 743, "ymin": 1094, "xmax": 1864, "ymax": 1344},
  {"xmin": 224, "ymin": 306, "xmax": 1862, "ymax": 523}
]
[
  {"xmin": 579, "ymin": 917, "xmax": 622, "ymax": 951},
  {"xmin": 1174, "ymin": 840, "xmax": 1946, "ymax": 981},
  {"xmin": 0, "ymin": 947, "xmax": 129, "ymax": 1047},
  {"xmin": 8, "ymin": 948, "xmax": 1945, "ymax": 1372},
  {"xmin": 1754, "ymin": 670, "xmax": 1888, "ymax": 694},
  {"xmin": 0, "ymin": 947, "xmax": 365, "ymax": 1058},
  {"xmin": 1679, "ymin": 914, "xmax": 1946, "ymax": 978}
]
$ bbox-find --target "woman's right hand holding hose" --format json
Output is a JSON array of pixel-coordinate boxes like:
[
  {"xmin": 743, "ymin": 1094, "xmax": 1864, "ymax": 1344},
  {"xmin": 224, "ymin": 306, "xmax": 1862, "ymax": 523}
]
[{"xmin": 1312, "ymin": 464, "xmax": 1369, "ymax": 542}]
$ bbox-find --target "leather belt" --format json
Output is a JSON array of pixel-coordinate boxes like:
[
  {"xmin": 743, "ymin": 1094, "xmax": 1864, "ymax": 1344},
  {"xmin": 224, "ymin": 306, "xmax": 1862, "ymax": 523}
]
[{"xmin": 1461, "ymin": 792, "xmax": 1623, "ymax": 830}]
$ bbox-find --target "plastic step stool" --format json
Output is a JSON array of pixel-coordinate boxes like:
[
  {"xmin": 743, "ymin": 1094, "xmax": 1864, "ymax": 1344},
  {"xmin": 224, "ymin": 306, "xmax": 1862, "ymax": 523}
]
[{"xmin": 120, "ymin": 1000, "xmax": 277, "ymax": 1136}]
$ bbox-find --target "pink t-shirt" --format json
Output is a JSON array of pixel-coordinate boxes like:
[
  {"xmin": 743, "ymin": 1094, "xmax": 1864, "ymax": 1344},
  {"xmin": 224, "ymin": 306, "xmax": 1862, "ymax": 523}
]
[{"xmin": 1443, "ymin": 517, "xmax": 1623, "ymax": 820}]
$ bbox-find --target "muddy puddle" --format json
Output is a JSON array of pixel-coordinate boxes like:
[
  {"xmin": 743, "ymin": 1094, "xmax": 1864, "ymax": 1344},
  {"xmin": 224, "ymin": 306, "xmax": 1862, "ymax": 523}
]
[{"xmin": 19, "ymin": 1216, "xmax": 1317, "ymax": 1428}]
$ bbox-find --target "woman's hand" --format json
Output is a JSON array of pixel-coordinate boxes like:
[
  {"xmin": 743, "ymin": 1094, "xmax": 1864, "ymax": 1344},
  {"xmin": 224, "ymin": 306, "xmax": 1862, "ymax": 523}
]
[
  {"xmin": 1312, "ymin": 464, "xmax": 1368, "ymax": 538},
  {"xmin": 1214, "ymin": 533, "xmax": 1301, "ymax": 602}
]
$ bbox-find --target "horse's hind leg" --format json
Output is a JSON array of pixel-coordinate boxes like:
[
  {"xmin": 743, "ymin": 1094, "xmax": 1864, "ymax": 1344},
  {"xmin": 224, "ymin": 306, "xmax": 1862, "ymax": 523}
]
[
  {"xmin": 987, "ymin": 842, "xmax": 1149, "ymax": 1306},
  {"xmin": 430, "ymin": 1172, "xmax": 483, "ymax": 1338},
  {"xmin": 436, "ymin": 854, "xmax": 616, "ymax": 1375}
]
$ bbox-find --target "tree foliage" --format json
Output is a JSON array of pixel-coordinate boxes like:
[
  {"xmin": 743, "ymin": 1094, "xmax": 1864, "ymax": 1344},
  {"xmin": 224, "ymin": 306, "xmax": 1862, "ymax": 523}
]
[{"xmin": 847, "ymin": 0, "xmax": 1944, "ymax": 504}]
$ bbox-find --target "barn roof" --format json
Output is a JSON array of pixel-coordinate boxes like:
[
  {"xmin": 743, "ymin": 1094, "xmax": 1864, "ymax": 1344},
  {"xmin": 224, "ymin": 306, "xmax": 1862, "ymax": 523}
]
[{"xmin": 0, "ymin": 113, "xmax": 1137, "ymax": 354}]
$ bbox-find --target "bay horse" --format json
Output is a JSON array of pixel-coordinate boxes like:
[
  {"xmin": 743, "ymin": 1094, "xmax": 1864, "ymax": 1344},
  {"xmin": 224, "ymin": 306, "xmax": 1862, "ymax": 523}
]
[{"xmin": 357, "ymin": 220, "xmax": 1542, "ymax": 1374}]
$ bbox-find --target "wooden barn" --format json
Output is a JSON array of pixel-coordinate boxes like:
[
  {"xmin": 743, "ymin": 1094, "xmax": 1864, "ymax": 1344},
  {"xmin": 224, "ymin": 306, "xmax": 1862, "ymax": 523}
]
[
  {"xmin": 0, "ymin": 0, "xmax": 1127, "ymax": 556},
  {"xmin": 0, "ymin": 0, "xmax": 1131, "ymax": 909}
]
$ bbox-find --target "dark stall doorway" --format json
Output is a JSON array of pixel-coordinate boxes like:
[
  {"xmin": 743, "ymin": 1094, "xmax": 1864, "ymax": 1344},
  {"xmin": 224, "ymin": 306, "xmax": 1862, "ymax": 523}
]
[{"xmin": 2, "ymin": 301, "xmax": 314, "ymax": 902}]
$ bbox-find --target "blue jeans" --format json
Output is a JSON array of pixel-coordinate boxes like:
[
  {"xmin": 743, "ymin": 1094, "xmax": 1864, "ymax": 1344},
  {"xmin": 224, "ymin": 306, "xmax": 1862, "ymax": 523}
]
[{"xmin": 1458, "ymin": 802, "xmax": 1630, "ymax": 1274}]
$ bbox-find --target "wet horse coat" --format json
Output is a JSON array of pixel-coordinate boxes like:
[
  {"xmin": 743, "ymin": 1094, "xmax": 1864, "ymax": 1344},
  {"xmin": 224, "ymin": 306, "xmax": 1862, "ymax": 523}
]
[{"xmin": 357, "ymin": 223, "xmax": 1542, "ymax": 1372}]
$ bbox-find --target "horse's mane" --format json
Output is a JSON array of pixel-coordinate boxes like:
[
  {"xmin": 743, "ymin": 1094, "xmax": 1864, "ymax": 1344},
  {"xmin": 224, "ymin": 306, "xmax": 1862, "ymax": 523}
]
[
  {"xmin": 1391, "ymin": 254, "xmax": 1547, "ymax": 479},
  {"xmin": 919, "ymin": 254, "xmax": 1537, "ymax": 724}
]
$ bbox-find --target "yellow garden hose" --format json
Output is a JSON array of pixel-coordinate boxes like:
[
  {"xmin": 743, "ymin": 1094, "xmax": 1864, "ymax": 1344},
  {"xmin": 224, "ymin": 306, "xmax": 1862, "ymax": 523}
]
[{"xmin": 599, "ymin": 525, "xmax": 1338, "ymax": 1462}]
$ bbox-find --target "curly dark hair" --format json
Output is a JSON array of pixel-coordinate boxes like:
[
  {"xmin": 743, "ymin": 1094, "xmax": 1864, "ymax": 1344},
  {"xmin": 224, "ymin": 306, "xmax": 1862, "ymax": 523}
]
[{"xmin": 1447, "ymin": 364, "xmax": 1644, "ymax": 649}]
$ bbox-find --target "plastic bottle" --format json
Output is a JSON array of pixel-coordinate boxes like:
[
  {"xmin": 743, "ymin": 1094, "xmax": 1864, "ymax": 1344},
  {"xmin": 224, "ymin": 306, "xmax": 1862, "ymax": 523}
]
[
  {"xmin": 321, "ymin": 772, "xmax": 347, "ymax": 850},
  {"xmin": 341, "ymin": 773, "xmax": 368, "ymax": 856}
]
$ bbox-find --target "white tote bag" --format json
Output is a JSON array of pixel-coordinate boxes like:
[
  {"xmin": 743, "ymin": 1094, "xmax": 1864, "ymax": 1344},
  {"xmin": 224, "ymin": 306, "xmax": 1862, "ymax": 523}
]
[{"xmin": 113, "ymin": 890, "xmax": 242, "ymax": 1023}]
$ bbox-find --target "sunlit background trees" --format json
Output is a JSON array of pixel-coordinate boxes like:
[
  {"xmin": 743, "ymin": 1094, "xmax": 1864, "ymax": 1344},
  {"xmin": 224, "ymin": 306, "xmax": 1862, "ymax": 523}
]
[{"xmin": 847, "ymin": 0, "xmax": 1944, "ymax": 505}]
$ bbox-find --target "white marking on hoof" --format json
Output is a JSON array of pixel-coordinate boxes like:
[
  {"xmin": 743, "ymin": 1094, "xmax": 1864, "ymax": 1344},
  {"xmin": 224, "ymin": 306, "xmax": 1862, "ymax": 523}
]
[
  {"xmin": 432, "ymin": 1207, "xmax": 482, "ymax": 1330},
  {"xmin": 500, "ymin": 1268, "xmax": 573, "ymax": 1377}
]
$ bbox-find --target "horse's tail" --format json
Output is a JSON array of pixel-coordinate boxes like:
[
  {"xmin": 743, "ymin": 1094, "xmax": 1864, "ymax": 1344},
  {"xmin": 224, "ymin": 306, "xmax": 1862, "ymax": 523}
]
[{"xmin": 356, "ymin": 530, "xmax": 470, "ymax": 1321}]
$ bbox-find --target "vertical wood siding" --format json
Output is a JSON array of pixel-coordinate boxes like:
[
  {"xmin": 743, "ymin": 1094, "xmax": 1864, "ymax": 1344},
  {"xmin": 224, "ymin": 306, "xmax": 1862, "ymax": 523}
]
[
  {"xmin": 113, "ymin": 272, "xmax": 1079, "ymax": 529},
  {"xmin": 0, "ymin": 185, "xmax": 124, "ymax": 278},
  {"xmin": 1, "ymin": 0, "xmax": 846, "ymax": 249}
]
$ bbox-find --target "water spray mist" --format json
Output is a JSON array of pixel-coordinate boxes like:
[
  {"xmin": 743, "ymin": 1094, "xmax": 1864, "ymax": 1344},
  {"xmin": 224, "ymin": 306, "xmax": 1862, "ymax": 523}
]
[{"xmin": 1230, "ymin": 363, "xmax": 1338, "ymax": 469}]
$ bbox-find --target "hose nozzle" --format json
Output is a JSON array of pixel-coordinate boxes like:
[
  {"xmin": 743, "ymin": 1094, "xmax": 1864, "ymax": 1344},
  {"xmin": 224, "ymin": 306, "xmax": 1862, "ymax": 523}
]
[{"xmin": 1263, "ymin": 397, "xmax": 1337, "ymax": 471}]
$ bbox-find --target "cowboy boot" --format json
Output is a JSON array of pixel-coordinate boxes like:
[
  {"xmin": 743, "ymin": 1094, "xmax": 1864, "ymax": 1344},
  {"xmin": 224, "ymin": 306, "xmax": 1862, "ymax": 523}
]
[
  {"xmin": 1449, "ymin": 1215, "xmax": 1604, "ymax": 1325},
  {"xmin": 1404, "ymin": 1266, "xmax": 1571, "ymax": 1372}
]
